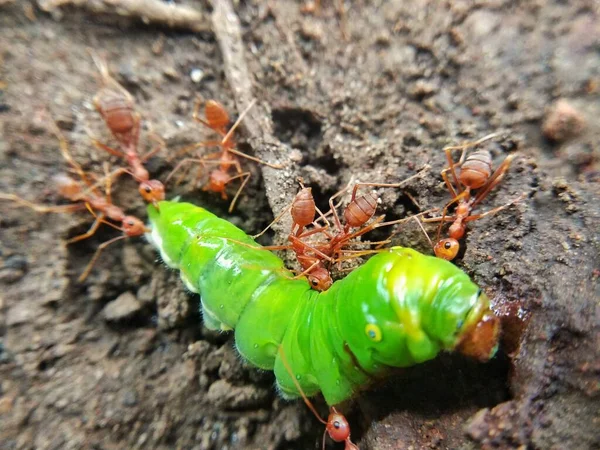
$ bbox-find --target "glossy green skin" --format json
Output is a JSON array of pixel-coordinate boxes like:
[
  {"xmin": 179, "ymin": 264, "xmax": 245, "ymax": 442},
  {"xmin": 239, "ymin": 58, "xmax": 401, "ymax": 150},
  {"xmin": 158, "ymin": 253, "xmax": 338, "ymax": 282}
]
[{"xmin": 147, "ymin": 201, "xmax": 493, "ymax": 405}]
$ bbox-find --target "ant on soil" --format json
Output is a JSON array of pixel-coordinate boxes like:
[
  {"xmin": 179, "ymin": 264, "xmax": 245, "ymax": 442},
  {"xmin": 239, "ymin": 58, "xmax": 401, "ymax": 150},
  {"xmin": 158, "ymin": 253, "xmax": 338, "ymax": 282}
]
[
  {"xmin": 87, "ymin": 52, "xmax": 165, "ymax": 207},
  {"xmin": 166, "ymin": 98, "xmax": 283, "ymax": 213},
  {"xmin": 254, "ymin": 169, "xmax": 432, "ymax": 291},
  {"xmin": 420, "ymin": 133, "xmax": 525, "ymax": 260},
  {"xmin": 0, "ymin": 119, "xmax": 147, "ymax": 282}
]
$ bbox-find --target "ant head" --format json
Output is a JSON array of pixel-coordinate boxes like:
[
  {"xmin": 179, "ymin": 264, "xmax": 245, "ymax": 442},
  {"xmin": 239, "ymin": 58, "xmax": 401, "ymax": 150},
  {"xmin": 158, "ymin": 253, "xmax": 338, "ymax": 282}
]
[
  {"xmin": 326, "ymin": 408, "xmax": 351, "ymax": 443},
  {"xmin": 434, "ymin": 238, "xmax": 460, "ymax": 260},
  {"xmin": 308, "ymin": 268, "xmax": 332, "ymax": 291},
  {"xmin": 122, "ymin": 216, "xmax": 146, "ymax": 237},
  {"xmin": 139, "ymin": 180, "xmax": 165, "ymax": 205}
]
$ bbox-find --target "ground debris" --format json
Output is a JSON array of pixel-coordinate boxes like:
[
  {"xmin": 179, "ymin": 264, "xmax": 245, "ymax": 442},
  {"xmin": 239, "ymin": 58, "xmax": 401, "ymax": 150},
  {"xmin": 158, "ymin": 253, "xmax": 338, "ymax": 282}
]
[
  {"xmin": 542, "ymin": 99, "xmax": 586, "ymax": 143},
  {"xmin": 103, "ymin": 291, "xmax": 142, "ymax": 322},
  {"xmin": 37, "ymin": 0, "xmax": 209, "ymax": 32}
]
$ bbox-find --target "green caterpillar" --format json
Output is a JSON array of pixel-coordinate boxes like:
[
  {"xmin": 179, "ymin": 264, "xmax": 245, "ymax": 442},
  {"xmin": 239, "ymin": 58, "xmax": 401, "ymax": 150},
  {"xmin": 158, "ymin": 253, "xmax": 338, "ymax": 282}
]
[{"xmin": 147, "ymin": 201, "xmax": 500, "ymax": 406}]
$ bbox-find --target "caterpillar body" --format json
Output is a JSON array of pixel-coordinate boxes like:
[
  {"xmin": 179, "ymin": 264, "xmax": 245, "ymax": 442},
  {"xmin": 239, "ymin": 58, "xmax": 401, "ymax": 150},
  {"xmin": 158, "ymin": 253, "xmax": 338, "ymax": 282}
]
[{"xmin": 147, "ymin": 201, "xmax": 500, "ymax": 406}]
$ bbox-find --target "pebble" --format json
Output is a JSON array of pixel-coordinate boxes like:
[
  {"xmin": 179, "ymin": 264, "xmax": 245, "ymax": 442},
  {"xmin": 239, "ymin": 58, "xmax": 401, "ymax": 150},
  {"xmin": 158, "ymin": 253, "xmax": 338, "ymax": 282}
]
[
  {"xmin": 542, "ymin": 99, "xmax": 586, "ymax": 142},
  {"xmin": 190, "ymin": 68, "xmax": 204, "ymax": 84},
  {"xmin": 103, "ymin": 292, "xmax": 142, "ymax": 322}
]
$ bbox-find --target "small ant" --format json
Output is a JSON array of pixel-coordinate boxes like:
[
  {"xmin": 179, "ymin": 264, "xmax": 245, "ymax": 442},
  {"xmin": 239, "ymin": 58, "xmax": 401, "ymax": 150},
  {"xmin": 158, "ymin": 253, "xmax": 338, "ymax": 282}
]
[
  {"xmin": 0, "ymin": 120, "xmax": 147, "ymax": 282},
  {"xmin": 88, "ymin": 52, "xmax": 165, "ymax": 207},
  {"xmin": 167, "ymin": 98, "xmax": 283, "ymax": 212},
  {"xmin": 421, "ymin": 133, "xmax": 524, "ymax": 260},
  {"xmin": 277, "ymin": 346, "xmax": 359, "ymax": 450},
  {"xmin": 255, "ymin": 169, "xmax": 431, "ymax": 290}
]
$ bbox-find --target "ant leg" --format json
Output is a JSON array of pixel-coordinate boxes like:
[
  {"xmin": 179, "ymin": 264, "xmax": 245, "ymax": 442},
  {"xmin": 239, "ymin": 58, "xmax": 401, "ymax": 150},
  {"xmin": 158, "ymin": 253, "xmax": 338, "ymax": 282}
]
[
  {"xmin": 288, "ymin": 235, "xmax": 333, "ymax": 262},
  {"xmin": 0, "ymin": 193, "xmax": 84, "ymax": 214},
  {"xmin": 78, "ymin": 234, "xmax": 129, "ymax": 282},
  {"xmin": 66, "ymin": 213, "xmax": 106, "ymax": 244},
  {"xmin": 253, "ymin": 202, "xmax": 293, "ymax": 238},
  {"xmin": 141, "ymin": 132, "xmax": 165, "ymax": 162},
  {"xmin": 444, "ymin": 146, "xmax": 463, "ymax": 196},
  {"xmin": 291, "ymin": 259, "xmax": 322, "ymax": 280},
  {"xmin": 349, "ymin": 166, "xmax": 431, "ymax": 200},
  {"xmin": 464, "ymin": 193, "xmax": 525, "ymax": 222},
  {"xmin": 220, "ymin": 99, "xmax": 257, "ymax": 146},
  {"xmin": 228, "ymin": 172, "xmax": 252, "ymax": 213},
  {"xmin": 166, "ymin": 157, "xmax": 221, "ymax": 185},
  {"xmin": 168, "ymin": 141, "xmax": 224, "ymax": 162},
  {"xmin": 375, "ymin": 210, "xmax": 437, "ymax": 249},
  {"xmin": 90, "ymin": 138, "xmax": 126, "ymax": 158},
  {"xmin": 48, "ymin": 119, "xmax": 95, "ymax": 190},
  {"xmin": 226, "ymin": 147, "xmax": 284, "ymax": 169},
  {"xmin": 328, "ymin": 183, "xmax": 353, "ymax": 233}
]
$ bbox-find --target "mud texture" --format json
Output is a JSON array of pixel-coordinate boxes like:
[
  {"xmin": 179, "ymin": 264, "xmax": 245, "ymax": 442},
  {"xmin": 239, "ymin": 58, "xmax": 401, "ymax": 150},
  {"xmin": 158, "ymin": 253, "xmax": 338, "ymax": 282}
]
[{"xmin": 1, "ymin": 1, "xmax": 599, "ymax": 449}]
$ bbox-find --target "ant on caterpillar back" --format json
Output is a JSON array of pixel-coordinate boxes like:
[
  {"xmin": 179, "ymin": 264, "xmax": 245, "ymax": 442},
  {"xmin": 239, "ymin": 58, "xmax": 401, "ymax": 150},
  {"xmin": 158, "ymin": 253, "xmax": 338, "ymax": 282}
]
[
  {"xmin": 255, "ymin": 169, "xmax": 431, "ymax": 291},
  {"xmin": 88, "ymin": 52, "xmax": 165, "ymax": 207},
  {"xmin": 422, "ymin": 133, "xmax": 524, "ymax": 260},
  {"xmin": 167, "ymin": 99, "xmax": 283, "ymax": 212}
]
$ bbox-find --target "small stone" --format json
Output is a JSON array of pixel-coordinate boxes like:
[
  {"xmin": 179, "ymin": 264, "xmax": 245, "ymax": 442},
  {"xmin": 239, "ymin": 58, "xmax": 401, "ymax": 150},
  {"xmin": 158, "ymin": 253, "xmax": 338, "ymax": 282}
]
[
  {"xmin": 0, "ymin": 396, "xmax": 14, "ymax": 414},
  {"xmin": 542, "ymin": 99, "xmax": 586, "ymax": 142},
  {"xmin": 190, "ymin": 68, "xmax": 204, "ymax": 84},
  {"xmin": 121, "ymin": 390, "xmax": 137, "ymax": 407},
  {"xmin": 163, "ymin": 66, "xmax": 180, "ymax": 80},
  {"xmin": 103, "ymin": 292, "xmax": 142, "ymax": 322}
]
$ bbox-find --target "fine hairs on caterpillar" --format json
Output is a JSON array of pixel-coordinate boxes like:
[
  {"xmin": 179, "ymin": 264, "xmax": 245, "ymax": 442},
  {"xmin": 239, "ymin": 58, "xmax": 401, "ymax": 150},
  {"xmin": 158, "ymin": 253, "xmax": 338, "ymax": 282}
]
[{"xmin": 147, "ymin": 200, "xmax": 500, "ymax": 408}]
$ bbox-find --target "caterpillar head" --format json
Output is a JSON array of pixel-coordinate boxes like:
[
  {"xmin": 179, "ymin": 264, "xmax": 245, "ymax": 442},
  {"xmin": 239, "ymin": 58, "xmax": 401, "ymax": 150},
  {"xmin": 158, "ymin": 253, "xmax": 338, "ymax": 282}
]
[{"xmin": 338, "ymin": 248, "xmax": 500, "ymax": 370}]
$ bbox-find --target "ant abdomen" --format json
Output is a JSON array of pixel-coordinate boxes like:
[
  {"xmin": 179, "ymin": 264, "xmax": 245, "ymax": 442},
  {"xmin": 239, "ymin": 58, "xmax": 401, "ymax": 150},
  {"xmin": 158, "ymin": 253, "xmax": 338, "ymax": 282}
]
[
  {"xmin": 204, "ymin": 100, "xmax": 230, "ymax": 130},
  {"xmin": 460, "ymin": 149, "xmax": 492, "ymax": 190},
  {"xmin": 343, "ymin": 192, "xmax": 377, "ymax": 228}
]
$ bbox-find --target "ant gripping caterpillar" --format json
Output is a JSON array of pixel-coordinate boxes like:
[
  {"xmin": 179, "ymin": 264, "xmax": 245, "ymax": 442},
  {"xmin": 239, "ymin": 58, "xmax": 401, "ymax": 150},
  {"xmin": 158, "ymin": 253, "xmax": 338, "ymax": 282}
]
[{"xmin": 147, "ymin": 201, "xmax": 500, "ymax": 411}]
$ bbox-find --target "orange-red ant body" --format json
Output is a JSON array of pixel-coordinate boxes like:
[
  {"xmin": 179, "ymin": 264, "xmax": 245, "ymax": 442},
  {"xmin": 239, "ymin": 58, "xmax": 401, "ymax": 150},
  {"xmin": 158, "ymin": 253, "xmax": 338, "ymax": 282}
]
[
  {"xmin": 256, "ymin": 170, "xmax": 430, "ymax": 290},
  {"xmin": 167, "ymin": 99, "xmax": 282, "ymax": 212},
  {"xmin": 0, "ymin": 120, "xmax": 147, "ymax": 282},
  {"xmin": 89, "ymin": 53, "xmax": 165, "ymax": 207},
  {"xmin": 422, "ymin": 134, "xmax": 523, "ymax": 260}
]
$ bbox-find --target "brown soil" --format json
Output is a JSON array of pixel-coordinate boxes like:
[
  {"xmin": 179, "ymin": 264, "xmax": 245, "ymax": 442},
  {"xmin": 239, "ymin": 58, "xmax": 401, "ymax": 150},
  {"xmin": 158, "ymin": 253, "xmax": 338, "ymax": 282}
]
[{"xmin": 1, "ymin": 1, "xmax": 599, "ymax": 449}]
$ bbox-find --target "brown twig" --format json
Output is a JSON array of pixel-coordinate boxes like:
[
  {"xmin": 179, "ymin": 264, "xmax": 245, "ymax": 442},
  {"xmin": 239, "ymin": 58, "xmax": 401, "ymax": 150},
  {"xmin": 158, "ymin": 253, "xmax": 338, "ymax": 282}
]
[
  {"xmin": 37, "ymin": 0, "xmax": 210, "ymax": 32},
  {"xmin": 210, "ymin": 0, "xmax": 300, "ymax": 236}
]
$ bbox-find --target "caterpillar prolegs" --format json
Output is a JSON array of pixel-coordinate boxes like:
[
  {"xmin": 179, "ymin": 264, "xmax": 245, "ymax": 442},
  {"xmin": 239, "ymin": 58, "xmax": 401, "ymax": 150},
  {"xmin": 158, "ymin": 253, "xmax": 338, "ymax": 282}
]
[{"xmin": 147, "ymin": 201, "xmax": 500, "ymax": 406}]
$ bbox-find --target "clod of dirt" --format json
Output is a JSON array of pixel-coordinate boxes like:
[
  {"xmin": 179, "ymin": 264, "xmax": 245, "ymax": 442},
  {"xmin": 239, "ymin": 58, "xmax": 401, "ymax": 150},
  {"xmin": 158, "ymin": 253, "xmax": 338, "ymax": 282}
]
[
  {"xmin": 542, "ymin": 100, "xmax": 586, "ymax": 143},
  {"xmin": 102, "ymin": 291, "xmax": 142, "ymax": 322},
  {"xmin": 206, "ymin": 379, "xmax": 272, "ymax": 410},
  {"xmin": 465, "ymin": 401, "xmax": 529, "ymax": 448}
]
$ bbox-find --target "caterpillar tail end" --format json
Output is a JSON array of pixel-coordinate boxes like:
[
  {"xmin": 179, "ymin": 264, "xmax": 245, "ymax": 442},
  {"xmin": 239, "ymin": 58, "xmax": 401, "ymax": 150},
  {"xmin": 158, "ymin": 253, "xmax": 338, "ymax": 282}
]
[{"xmin": 456, "ymin": 310, "xmax": 500, "ymax": 362}]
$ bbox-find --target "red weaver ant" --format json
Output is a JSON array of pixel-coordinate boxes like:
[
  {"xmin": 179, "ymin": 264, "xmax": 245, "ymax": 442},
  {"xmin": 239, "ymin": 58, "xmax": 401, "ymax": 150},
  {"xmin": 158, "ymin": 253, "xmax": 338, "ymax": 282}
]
[
  {"xmin": 0, "ymin": 119, "xmax": 147, "ymax": 282},
  {"xmin": 166, "ymin": 98, "xmax": 283, "ymax": 212},
  {"xmin": 421, "ymin": 133, "xmax": 524, "ymax": 260},
  {"xmin": 88, "ymin": 52, "xmax": 165, "ymax": 207},
  {"xmin": 255, "ymin": 168, "xmax": 431, "ymax": 290},
  {"xmin": 277, "ymin": 346, "xmax": 359, "ymax": 450}
]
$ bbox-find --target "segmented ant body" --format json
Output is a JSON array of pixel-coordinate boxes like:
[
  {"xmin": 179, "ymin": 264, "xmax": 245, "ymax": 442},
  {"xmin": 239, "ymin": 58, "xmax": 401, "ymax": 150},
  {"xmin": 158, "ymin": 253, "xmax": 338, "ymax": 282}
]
[
  {"xmin": 0, "ymin": 121, "xmax": 147, "ymax": 281},
  {"xmin": 167, "ymin": 99, "xmax": 282, "ymax": 212},
  {"xmin": 89, "ymin": 53, "xmax": 165, "ymax": 206},
  {"xmin": 422, "ymin": 134, "xmax": 522, "ymax": 260},
  {"xmin": 256, "ymin": 170, "xmax": 430, "ymax": 290}
]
